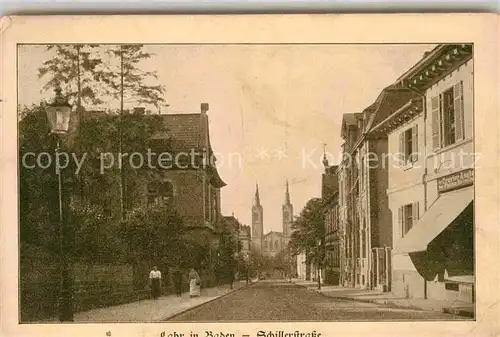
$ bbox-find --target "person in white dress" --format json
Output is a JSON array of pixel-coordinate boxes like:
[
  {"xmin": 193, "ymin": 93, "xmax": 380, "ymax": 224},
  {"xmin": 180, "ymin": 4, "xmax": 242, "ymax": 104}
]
[{"xmin": 188, "ymin": 268, "xmax": 201, "ymax": 297}]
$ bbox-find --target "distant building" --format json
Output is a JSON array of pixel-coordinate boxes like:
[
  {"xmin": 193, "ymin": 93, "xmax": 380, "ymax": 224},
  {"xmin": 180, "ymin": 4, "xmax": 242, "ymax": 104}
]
[
  {"xmin": 239, "ymin": 224, "xmax": 251, "ymax": 259},
  {"xmin": 296, "ymin": 252, "xmax": 307, "ymax": 280},
  {"xmin": 262, "ymin": 231, "xmax": 286, "ymax": 258},
  {"xmin": 251, "ymin": 181, "xmax": 294, "ymax": 258},
  {"xmin": 251, "ymin": 184, "xmax": 264, "ymax": 254},
  {"xmin": 321, "ymin": 158, "xmax": 340, "ymax": 285},
  {"xmin": 223, "ymin": 215, "xmax": 242, "ymax": 247}
]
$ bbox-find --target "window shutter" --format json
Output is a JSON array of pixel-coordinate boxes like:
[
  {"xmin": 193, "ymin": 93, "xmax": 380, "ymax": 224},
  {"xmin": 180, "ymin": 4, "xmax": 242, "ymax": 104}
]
[
  {"xmin": 431, "ymin": 96, "xmax": 440, "ymax": 150},
  {"xmin": 439, "ymin": 94, "xmax": 445, "ymax": 147},
  {"xmin": 454, "ymin": 81, "xmax": 465, "ymax": 141},
  {"xmin": 399, "ymin": 132, "xmax": 405, "ymax": 165},
  {"xmin": 411, "ymin": 125, "xmax": 418, "ymax": 163},
  {"xmin": 412, "ymin": 202, "xmax": 419, "ymax": 222},
  {"xmin": 398, "ymin": 206, "xmax": 404, "ymax": 237}
]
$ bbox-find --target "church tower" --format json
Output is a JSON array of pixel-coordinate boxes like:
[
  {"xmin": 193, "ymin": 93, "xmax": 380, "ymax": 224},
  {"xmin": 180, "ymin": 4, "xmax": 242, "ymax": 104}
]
[
  {"xmin": 282, "ymin": 180, "xmax": 294, "ymax": 245},
  {"xmin": 252, "ymin": 183, "xmax": 264, "ymax": 254}
]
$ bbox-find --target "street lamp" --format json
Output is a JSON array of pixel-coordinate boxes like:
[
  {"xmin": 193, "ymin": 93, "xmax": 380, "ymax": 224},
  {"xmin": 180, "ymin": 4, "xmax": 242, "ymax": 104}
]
[
  {"xmin": 46, "ymin": 86, "xmax": 73, "ymax": 322},
  {"xmin": 316, "ymin": 238, "xmax": 322, "ymax": 291}
]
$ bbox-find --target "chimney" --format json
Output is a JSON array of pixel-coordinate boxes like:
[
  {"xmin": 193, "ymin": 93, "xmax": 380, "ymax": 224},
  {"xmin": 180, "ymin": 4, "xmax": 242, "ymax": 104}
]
[
  {"xmin": 133, "ymin": 107, "xmax": 146, "ymax": 115},
  {"xmin": 201, "ymin": 103, "xmax": 209, "ymax": 114}
]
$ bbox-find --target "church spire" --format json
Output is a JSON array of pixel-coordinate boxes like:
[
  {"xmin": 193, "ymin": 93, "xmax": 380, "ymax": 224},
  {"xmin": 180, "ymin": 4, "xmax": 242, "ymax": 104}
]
[
  {"xmin": 254, "ymin": 182, "xmax": 261, "ymax": 206},
  {"xmin": 322, "ymin": 143, "xmax": 329, "ymax": 169},
  {"xmin": 285, "ymin": 180, "xmax": 291, "ymax": 205}
]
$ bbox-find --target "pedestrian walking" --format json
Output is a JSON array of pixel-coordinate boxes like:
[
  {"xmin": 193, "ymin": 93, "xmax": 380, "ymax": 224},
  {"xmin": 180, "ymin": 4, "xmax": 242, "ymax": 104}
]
[
  {"xmin": 173, "ymin": 268, "xmax": 183, "ymax": 297},
  {"xmin": 149, "ymin": 266, "xmax": 162, "ymax": 299},
  {"xmin": 229, "ymin": 270, "xmax": 234, "ymax": 289},
  {"xmin": 188, "ymin": 268, "xmax": 201, "ymax": 297}
]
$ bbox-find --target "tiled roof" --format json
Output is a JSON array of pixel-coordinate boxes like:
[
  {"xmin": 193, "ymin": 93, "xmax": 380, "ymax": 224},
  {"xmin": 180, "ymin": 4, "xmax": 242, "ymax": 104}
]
[
  {"xmin": 154, "ymin": 113, "xmax": 206, "ymax": 152},
  {"xmin": 85, "ymin": 110, "xmax": 226, "ymax": 187}
]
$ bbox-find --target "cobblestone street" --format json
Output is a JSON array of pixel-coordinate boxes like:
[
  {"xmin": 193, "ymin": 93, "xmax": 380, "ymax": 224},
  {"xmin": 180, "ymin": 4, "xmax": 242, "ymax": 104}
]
[{"xmin": 167, "ymin": 280, "xmax": 461, "ymax": 321}]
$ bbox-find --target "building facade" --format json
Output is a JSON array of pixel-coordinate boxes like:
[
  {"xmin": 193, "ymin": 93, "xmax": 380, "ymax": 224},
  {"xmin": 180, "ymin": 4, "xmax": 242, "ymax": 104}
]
[
  {"xmin": 144, "ymin": 103, "xmax": 227, "ymax": 286},
  {"xmin": 338, "ymin": 86, "xmax": 416, "ymax": 290},
  {"xmin": 321, "ymin": 159, "xmax": 341, "ymax": 285},
  {"xmin": 146, "ymin": 103, "xmax": 226, "ymax": 233},
  {"xmin": 262, "ymin": 231, "xmax": 286, "ymax": 258},
  {"xmin": 378, "ymin": 44, "xmax": 474, "ymax": 302}
]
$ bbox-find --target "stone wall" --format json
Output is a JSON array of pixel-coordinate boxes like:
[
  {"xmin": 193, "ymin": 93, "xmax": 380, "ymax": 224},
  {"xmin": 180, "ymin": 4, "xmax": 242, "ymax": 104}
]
[{"xmin": 20, "ymin": 244, "xmax": 153, "ymax": 322}]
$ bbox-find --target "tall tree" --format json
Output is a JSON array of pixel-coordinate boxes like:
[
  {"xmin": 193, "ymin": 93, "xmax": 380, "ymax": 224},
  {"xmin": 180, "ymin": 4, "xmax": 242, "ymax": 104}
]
[
  {"xmin": 37, "ymin": 44, "xmax": 105, "ymax": 202},
  {"xmin": 37, "ymin": 45, "xmax": 104, "ymax": 107},
  {"xmin": 98, "ymin": 45, "xmax": 166, "ymax": 220},
  {"xmin": 99, "ymin": 45, "xmax": 166, "ymax": 110},
  {"xmin": 289, "ymin": 197, "xmax": 325, "ymax": 264}
]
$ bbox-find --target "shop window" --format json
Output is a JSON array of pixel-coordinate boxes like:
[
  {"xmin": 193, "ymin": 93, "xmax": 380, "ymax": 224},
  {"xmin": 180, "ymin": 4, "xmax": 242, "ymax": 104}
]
[
  {"xmin": 445, "ymin": 282, "xmax": 459, "ymax": 291},
  {"xmin": 399, "ymin": 202, "xmax": 419, "ymax": 237},
  {"xmin": 431, "ymin": 81, "xmax": 465, "ymax": 150}
]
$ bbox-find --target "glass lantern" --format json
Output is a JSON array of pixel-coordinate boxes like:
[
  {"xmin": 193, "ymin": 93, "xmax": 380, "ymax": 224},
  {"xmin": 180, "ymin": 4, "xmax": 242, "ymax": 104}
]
[{"xmin": 46, "ymin": 87, "xmax": 72, "ymax": 134}]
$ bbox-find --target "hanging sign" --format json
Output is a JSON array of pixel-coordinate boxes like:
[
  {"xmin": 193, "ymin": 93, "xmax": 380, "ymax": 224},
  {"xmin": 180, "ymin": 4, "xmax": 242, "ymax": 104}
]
[{"xmin": 438, "ymin": 168, "xmax": 474, "ymax": 193}]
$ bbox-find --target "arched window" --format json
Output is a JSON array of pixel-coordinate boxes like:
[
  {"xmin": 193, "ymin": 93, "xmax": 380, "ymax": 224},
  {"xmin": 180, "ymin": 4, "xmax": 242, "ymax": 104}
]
[
  {"xmin": 275, "ymin": 241, "xmax": 278, "ymax": 249},
  {"xmin": 148, "ymin": 180, "xmax": 174, "ymax": 207}
]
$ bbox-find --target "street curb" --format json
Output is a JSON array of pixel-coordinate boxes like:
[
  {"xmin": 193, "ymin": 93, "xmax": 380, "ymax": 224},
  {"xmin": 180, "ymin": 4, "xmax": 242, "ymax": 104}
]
[
  {"xmin": 158, "ymin": 282, "xmax": 256, "ymax": 321},
  {"xmin": 292, "ymin": 282, "xmax": 474, "ymax": 318},
  {"xmin": 442, "ymin": 307, "xmax": 475, "ymax": 318}
]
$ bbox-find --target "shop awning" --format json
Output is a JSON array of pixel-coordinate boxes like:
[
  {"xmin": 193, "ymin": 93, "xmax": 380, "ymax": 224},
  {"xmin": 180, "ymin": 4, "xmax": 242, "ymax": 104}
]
[{"xmin": 394, "ymin": 186, "xmax": 473, "ymax": 254}]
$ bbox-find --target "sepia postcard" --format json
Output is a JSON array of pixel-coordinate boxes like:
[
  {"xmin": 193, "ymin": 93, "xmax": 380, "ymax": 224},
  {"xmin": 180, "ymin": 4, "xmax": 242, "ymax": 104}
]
[{"xmin": 1, "ymin": 14, "xmax": 499, "ymax": 337}]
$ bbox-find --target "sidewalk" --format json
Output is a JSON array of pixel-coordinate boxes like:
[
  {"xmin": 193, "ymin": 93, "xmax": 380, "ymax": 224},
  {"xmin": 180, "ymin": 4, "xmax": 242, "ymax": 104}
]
[
  {"xmin": 42, "ymin": 281, "xmax": 251, "ymax": 323},
  {"xmin": 292, "ymin": 279, "xmax": 474, "ymax": 318}
]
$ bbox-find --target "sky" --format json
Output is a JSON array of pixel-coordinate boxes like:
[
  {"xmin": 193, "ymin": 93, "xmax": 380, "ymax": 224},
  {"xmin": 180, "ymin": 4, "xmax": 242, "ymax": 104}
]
[{"xmin": 18, "ymin": 43, "xmax": 436, "ymax": 233}]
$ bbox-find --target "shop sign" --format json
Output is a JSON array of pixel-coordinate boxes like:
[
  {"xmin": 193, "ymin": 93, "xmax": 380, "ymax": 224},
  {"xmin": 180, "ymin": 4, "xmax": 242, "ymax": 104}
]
[{"xmin": 438, "ymin": 168, "xmax": 474, "ymax": 193}]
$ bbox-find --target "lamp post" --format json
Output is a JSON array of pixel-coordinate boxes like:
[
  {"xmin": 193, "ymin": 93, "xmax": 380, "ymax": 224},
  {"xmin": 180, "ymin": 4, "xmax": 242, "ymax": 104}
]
[
  {"xmin": 316, "ymin": 238, "xmax": 322, "ymax": 291},
  {"xmin": 46, "ymin": 86, "xmax": 73, "ymax": 322}
]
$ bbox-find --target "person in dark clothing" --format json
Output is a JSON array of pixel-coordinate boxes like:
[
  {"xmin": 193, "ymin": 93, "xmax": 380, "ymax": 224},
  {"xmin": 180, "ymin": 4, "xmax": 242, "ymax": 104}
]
[
  {"xmin": 173, "ymin": 269, "xmax": 183, "ymax": 297},
  {"xmin": 229, "ymin": 270, "xmax": 235, "ymax": 289}
]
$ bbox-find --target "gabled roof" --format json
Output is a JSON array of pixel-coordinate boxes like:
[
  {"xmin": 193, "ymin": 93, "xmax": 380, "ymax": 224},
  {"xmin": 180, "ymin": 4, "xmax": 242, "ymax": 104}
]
[
  {"xmin": 343, "ymin": 113, "xmax": 362, "ymax": 126},
  {"xmin": 364, "ymin": 86, "xmax": 417, "ymax": 132},
  {"xmin": 340, "ymin": 113, "xmax": 363, "ymax": 139}
]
